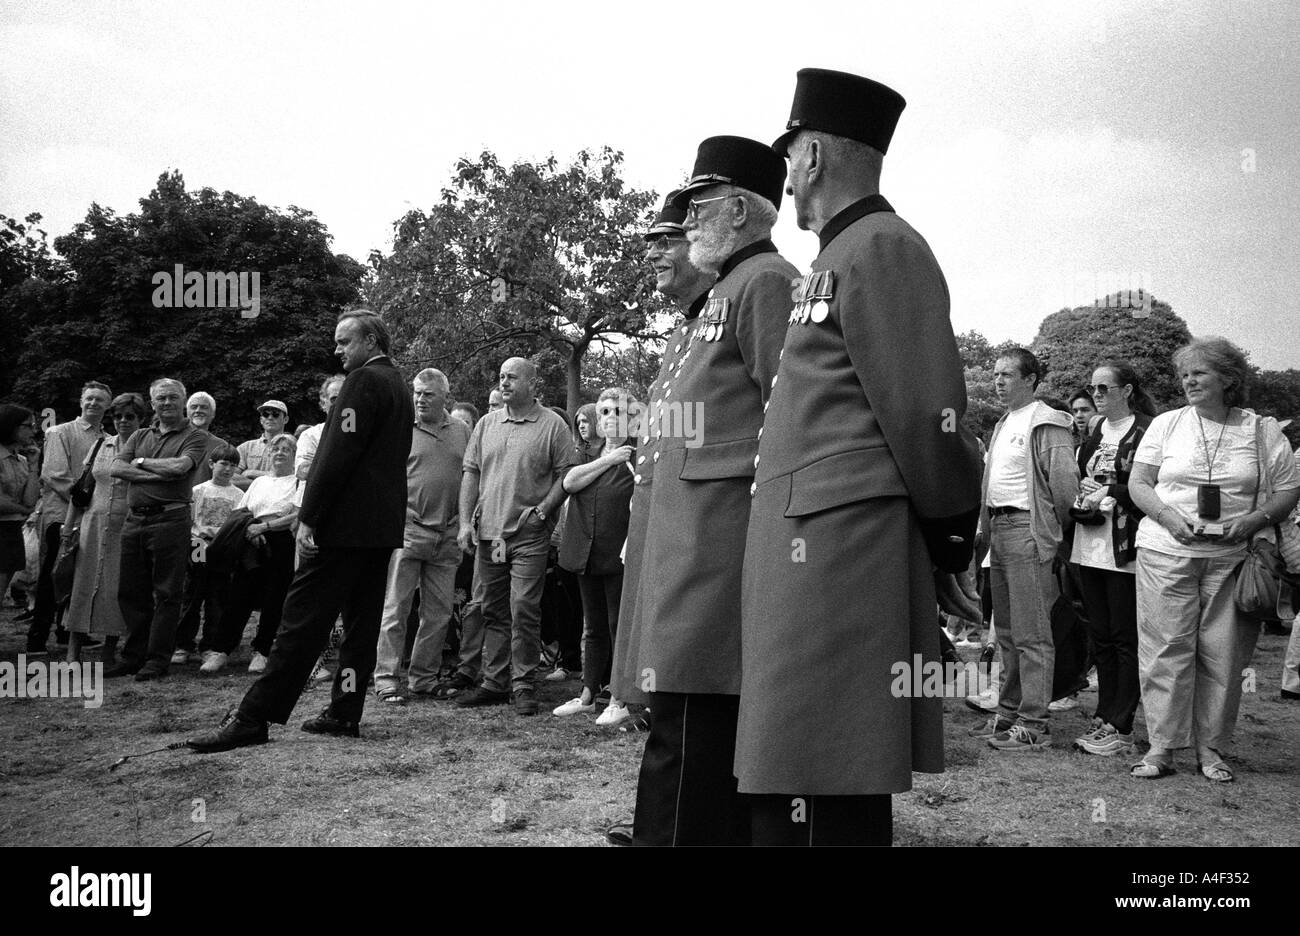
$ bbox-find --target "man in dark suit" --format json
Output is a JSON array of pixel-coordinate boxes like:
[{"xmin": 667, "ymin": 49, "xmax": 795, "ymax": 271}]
[
  {"xmin": 736, "ymin": 69, "xmax": 983, "ymax": 845},
  {"xmin": 610, "ymin": 138, "xmax": 797, "ymax": 845},
  {"xmin": 188, "ymin": 309, "xmax": 414, "ymax": 751}
]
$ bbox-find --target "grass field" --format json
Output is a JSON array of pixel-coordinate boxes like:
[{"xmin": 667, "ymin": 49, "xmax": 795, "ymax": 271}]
[{"xmin": 2, "ymin": 603, "xmax": 1297, "ymax": 847}]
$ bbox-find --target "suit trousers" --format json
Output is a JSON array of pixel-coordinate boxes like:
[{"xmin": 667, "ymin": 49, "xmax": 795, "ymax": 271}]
[
  {"xmin": 1135, "ymin": 548, "xmax": 1256, "ymax": 751},
  {"xmin": 239, "ymin": 546, "xmax": 393, "ymax": 725},
  {"xmin": 750, "ymin": 793, "xmax": 892, "ymax": 846},
  {"xmin": 374, "ymin": 530, "xmax": 461, "ymax": 694},
  {"xmin": 476, "ymin": 523, "xmax": 550, "ymax": 694},
  {"xmin": 117, "ymin": 509, "xmax": 191, "ymax": 670},
  {"xmin": 990, "ymin": 513, "xmax": 1058, "ymax": 731},
  {"xmin": 633, "ymin": 692, "xmax": 750, "ymax": 846}
]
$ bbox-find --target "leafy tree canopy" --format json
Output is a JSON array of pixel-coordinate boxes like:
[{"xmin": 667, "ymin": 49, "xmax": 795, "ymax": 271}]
[{"xmin": 366, "ymin": 148, "xmax": 670, "ymax": 413}]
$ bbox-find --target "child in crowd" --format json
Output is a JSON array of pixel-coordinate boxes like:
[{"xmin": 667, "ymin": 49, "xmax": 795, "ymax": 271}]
[{"xmin": 172, "ymin": 445, "xmax": 244, "ymax": 667}]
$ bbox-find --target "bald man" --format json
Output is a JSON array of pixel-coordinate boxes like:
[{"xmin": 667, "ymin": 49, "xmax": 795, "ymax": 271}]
[{"xmin": 456, "ymin": 357, "xmax": 574, "ymax": 715}]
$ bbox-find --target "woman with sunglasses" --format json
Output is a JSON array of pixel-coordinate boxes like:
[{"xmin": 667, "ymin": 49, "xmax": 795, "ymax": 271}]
[
  {"xmin": 64, "ymin": 393, "xmax": 148, "ymax": 665},
  {"xmin": 1069, "ymin": 363, "xmax": 1158, "ymax": 756},
  {"xmin": 553, "ymin": 388, "xmax": 637, "ymax": 725}
]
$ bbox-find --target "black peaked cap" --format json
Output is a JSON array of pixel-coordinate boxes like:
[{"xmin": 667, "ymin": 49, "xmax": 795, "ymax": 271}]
[{"xmin": 670, "ymin": 136, "xmax": 786, "ymax": 211}]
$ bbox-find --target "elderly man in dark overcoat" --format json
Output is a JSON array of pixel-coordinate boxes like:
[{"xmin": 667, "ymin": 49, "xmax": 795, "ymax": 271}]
[
  {"xmin": 611, "ymin": 137, "xmax": 797, "ymax": 845},
  {"xmin": 736, "ymin": 69, "xmax": 983, "ymax": 845}
]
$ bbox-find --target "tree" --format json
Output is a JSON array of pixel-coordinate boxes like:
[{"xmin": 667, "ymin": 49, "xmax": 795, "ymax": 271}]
[
  {"xmin": 0, "ymin": 213, "xmax": 68, "ymax": 400},
  {"xmin": 366, "ymin": 148, "xmax": 670, "ymax": 413},
  {"xmin": 1252, "ymin": 368, "xmax": 1300, "ymax": 446},
  {"xmin": 1031, "ymin": 295, "xmax": 1193, "ymax": 409},
  {"xmin": 7, "ymin": 172, "xmax": 365, "ymax": 438}
]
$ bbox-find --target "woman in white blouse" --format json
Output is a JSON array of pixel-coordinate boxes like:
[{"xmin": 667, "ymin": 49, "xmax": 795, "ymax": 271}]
[
  {"xmin": 1127, "ymin": 338, "xmax": 1300, "ymax": 781},
  {"xmin": 204, "ymin": 433, "xmax": 299, "ymax": 674}
]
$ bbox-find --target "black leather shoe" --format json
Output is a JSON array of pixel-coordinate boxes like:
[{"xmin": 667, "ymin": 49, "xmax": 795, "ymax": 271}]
[
  {"xmin": 454, "ymin": 687, "xmax": 509, "ymax": 708},
  {"xmin": 134, "ymin": 666, "xmax": 169, "ymax": 682},
  {"xmin": 103, "ymin": 662, "xmax": 142, "ymax": 678},
  {"xmin": 187, "ymin": 712, "xmax": 269, "ymax": 753},
  {"xmin": 301, "ymin": 709, "xmax": 360, "ymax": 737},
  {"xmin": 1282, "ymin": 689, "xmax": 1300, "ymax": 701},
  {"xmin": 605, "ymin": 819, "xmax": 634, "ymax": 847}
]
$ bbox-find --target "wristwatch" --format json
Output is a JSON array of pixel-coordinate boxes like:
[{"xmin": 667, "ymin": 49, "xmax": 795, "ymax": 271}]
[{"xmin": 535, "ymin": 507, "xmax": 547, "ymax": 522}]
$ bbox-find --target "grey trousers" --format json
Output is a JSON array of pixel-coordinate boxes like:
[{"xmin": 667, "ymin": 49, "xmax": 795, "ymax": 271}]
[
  {"xmin": 1136, "ymin": 548, "xmax": 1257, "ymax": 751},
  {"xmin": 989, "ymin": 513, "xmax": 1058, "ymax": 731}
]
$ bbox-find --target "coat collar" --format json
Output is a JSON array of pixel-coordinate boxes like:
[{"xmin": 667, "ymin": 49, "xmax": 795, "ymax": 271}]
[
  {"xmin": 817, "ymin": 194, "xmax": 895, "ymax": 253},
  {"xmin": 718, "ymin": 238, "xmax": 777, "ymax": 282}
]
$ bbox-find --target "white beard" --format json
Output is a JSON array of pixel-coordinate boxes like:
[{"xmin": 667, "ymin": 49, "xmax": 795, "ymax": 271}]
[{"xmin": 687, "ymin": 222, "xmax": 738, "ymax": 275}]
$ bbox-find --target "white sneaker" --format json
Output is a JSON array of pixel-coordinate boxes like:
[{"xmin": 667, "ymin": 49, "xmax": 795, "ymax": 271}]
[
  {"xmin": 552, "ymin": 696, "xmax": 596, "ymax": 717},
  {"xmin": 1048, "ymin": 694, "xmax": 1079, "ymax": 712},
  {"xmin": 964, "ymin": 686, "xmax": 999, "ymax": 712},
  {"xmin": 595, "ymin": 701, "xmax": 631, "ymax": 727},
  {"xmin": 171, "ymin": 649, "xmax": 192, "ymax": 665},
  {"xmin": 199, "ymin": 651, "xmax": 228, "ymax": 674},
  {"xmin": 312, "ymin": 666, "xmax": 333, "ymax": 682},
  {"xmin": 248, "ymin": 652, "xmax": 269, "ymax": 674},
  {"xmin": 544, "ymin": 667, "xmax": 574, "ymax": 682}
]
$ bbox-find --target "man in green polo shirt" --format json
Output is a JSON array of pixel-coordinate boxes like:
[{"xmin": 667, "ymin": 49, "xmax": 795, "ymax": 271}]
[
  {"xmin": 106, "ymin": 377, "xmax": 209, "ymax": 680},
  {"xmin": 456, "ymin": 357, "xmax": 573, "ymax": 715}
]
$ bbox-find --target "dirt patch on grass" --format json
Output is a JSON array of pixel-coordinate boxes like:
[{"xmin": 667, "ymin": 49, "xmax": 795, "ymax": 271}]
[{"xmin": 2, "ymin": 605, "xmax": 1296, "ymax": 846}]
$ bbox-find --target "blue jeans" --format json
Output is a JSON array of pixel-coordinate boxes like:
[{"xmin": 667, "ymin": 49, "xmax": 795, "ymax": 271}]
[
  {"xmin": 374, "ymin": 527, "xmax": 461, "ymax": 694},
  {"xmin": 476, "ymin": 519, "xmax": 551, "ymax": 693},
  {"xmin": 989, "ymin": 513, "xmax": 1058, "ymax": 731}
]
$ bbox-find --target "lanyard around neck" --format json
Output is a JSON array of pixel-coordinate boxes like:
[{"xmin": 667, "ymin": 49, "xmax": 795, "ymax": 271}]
[{"xmin": 1195, "ymin": 411, "xmax": 1229, "ymax": 483}]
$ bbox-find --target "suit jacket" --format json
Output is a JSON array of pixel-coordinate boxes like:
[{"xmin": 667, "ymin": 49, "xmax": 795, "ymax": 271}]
[
  {"xmin": 299, "ymin": 356, "xmax": 413, "ymax": 549},
  {"xmin": 612, "ymin": 240, "xmax": 797, "ymax": 699},
  {"xmin": 736, "ymin": 198, "xmax": 982, "ymax": 795}
]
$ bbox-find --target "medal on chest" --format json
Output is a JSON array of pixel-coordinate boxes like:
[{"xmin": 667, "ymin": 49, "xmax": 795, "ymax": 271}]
[
  {"xmin": 699, "ymin": 295, "xmax": 730, "ymax": 342},
  {"xmin": 789, "ymin": 270, "xmax": 834, "ymax": 325}
]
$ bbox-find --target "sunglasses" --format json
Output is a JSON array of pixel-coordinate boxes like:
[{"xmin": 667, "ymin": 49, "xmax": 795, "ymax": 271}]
[
  {"xmin": 1088, "ymin": 384, "xmax": 1125, "ymax": 396},
  {"xmin": 259, "ymin": 410, "xmax": 283, "ymax": 418}
]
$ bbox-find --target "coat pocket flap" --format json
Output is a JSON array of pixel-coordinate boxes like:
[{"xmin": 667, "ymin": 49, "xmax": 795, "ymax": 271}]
[
  {"xmin": 785, "ymin": 447, "xmax": 909, "ymax": 518},
  {"xmin": 679, "ymin": 437, "xmax": 759, "ymax": 481}
]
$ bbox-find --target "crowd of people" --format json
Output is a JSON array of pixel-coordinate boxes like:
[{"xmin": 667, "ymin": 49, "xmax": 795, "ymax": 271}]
[{"xmin": 3, "ymin": 67, "xmax": 1299, "ymax": 847}]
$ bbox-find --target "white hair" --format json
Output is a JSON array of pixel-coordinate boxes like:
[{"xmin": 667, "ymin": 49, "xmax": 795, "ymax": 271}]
[
  {"xmin": 728, "ymin": 186, "xmax": 778, "ymax": 234},
  {"xmin": 414, "ymin": 368, "xmax": 450, "ymax": 393},
  {"xmin": 149, "ymin": 377, "xmax": 187, "ymax": 400},
  {"xmin": 187, "ymin": 391, "xmax": 216, "ymax": 413}
]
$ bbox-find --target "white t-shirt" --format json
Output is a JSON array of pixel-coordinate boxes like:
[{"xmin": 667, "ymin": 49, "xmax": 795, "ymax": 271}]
[
  {"xmin": 986, "ymin": 402, "xmax": 1036, "ymax": 510},
  {"xmin": 1134, "ymin": 408, "xmax": 1299, "ymax": 558},
  {"xmin": 191, "ymin": 480, "xmax": 244, "ymax": 539},
  {"xmin": 238, "ymin": 473, "xmax": 299, "ymax": 521},
  {"xmin": 1071, "ymin": 415, "xmax": 1136, "ymax": 573},
  {"xmin": 293, "ymin": 423, "xmax": 324, "ymax": 508}
]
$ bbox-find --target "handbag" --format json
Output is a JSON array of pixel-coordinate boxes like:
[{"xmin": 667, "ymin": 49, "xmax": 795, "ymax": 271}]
[
  {"xmin": 1233, "ymin": 417, "xmax": 1300, "ymax": 621},
  {"xmin": 69, "ymin": 437, "xmax": 104, "ymax": 510}
]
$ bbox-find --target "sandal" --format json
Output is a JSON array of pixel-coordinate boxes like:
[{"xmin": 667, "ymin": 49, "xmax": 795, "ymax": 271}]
[
  {"xmin": 1130, "ymin": 756, "xmax": 1175, "ymax": 779},
  {"xmin": 1198, "ymin": 758, "xmax": 1234, "ymax": 783},
  {"xmin": 376, "ymin": 687, "xmax": 407, "ymax": 705},
  {"xmin": 619, "ymin": 714, "xmax": 651, "ymax": 733}
]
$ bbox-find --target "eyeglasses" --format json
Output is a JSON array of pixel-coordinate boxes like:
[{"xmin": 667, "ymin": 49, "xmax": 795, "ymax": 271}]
[
  {"xmin": 686, "ymin": 194, "xmax": 737, "ymax": 221},
  {"xmin": 1089, "ymin": 384, "xmax": 1122, "ymax": 396},
  {"xmin": 645, "ymin": 236, "xmax": 687, "ymax": 254}
]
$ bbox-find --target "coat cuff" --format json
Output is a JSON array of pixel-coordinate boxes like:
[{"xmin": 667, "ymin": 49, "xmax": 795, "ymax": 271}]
[{"xmin": 919, "ymin": 507, "xmax": 981, "ymax": 573}]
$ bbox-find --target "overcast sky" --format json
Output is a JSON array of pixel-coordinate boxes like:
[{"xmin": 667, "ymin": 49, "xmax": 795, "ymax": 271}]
[{"xmin": 2, "ymin": 0, "xmax": 1297, "ymax": 368}]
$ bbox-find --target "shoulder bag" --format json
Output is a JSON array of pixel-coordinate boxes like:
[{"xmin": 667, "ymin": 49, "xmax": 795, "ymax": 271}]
[{"xmin": 1233, "ymin": 416, "xmax": 1300, "ymax": 621}]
